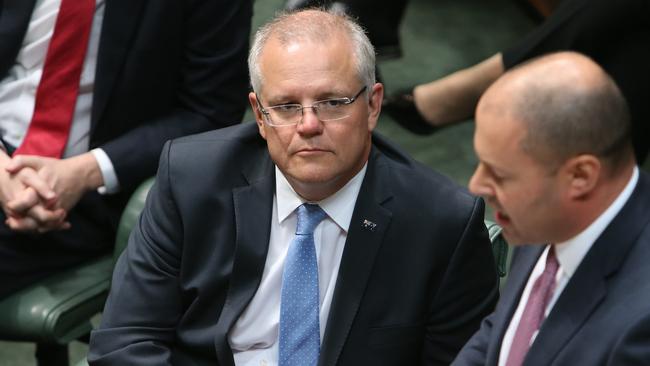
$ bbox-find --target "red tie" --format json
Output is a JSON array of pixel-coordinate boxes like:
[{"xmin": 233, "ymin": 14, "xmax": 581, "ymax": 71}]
[
  {"xmin": 14, "ymin": 0, "xmax": 95, "ymax": 158},
  {"xmin": 506, "ymin": 246, "xmax": 559, "ymax": 366}
]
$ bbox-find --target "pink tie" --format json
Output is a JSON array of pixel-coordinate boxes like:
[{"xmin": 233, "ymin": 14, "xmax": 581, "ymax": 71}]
[
  {"xmin": 14, "ymin": 0, "xmax": 95, "ymax": 158},
  {"xmin": 506, "ymin": 246, "xmax": 559, "ymax": 366}
]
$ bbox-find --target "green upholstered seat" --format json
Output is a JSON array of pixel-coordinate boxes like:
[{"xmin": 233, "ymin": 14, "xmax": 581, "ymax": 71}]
[
  {"xmin": 113, "ymin": 179, "xmax": 154, "ymax": 265},
  {"xmin": 0, "ymin": 257, "xmax": 112, "ymax": 343},
  {"xmin": 0, "ymin": 178, "xmax": 154, "ymax": 348}
]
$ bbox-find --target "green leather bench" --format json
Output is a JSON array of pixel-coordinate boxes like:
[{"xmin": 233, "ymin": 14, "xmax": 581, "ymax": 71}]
[{"xmin": 0, "ymin": 178, "xmax": 154, "ymax": 363}]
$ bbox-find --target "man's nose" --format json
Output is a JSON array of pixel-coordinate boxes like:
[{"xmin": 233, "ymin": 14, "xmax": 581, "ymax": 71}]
[
  {"xmin": 468, "ymin": 165, "xmax": 493, "ymax": 198},
  {"xmin": 297, "ymin": 107, "xmax": 323, "ymax": 135}
]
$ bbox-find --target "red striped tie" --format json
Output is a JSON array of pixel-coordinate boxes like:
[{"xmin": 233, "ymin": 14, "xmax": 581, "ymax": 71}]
[{"xmin": 14, "ymin": 0, "xmax": 95, "ymax": 158}]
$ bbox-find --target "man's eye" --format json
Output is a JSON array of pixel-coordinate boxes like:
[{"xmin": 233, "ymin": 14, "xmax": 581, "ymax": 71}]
[
  {"xmin": 275, "ymin": 105, "xmax": 299, "ymax": 113},
  {"xmin": 484, "ymin": 166, "xmax": 505, "ymax": 182},
  {"xmin": 491, "ymin": 172, "xmax": 506, "ymax": 182},
  {"xmin": 321, "ymin": 99, "xmax": 346, "ymax": 108}
]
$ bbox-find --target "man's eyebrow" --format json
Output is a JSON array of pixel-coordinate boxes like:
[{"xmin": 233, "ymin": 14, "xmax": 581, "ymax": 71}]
[
  {"xmin": 480, "ymin": 159, "xmax": 508, "ymax": 177},
  {"xmin": 264, "ymin": 89, "xmax": 352, "ymax": 105},
  {"xmin": 264, "ymin": 95, "xmax": 297, "ymax": 105}
]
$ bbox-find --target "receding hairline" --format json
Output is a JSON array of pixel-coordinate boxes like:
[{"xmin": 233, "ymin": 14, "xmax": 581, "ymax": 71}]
[
  {"xmin": 257, "ymin": 17, "xmax": 356, "ymax": 65},
  {"xmin": 478, "ymin": 52, "xmax": 633, "ymax": 168},
  {"xmin": 248, "ymin": 8, "xmax": 376, "ymax": 94},
  {"xmin": 486, "ymin": 53, "xmax": 604, "ymax": 106},
  {"xmin": 264, "ymin": 9, "xmax": 354, "ymax": 45}
]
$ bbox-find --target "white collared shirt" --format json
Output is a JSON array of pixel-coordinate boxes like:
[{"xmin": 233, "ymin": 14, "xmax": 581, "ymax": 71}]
[
  {"xmin": 228, "ymin": 163, "xmax": 368, "ymax": 366},
  {"xmin": 0, "ymin": 0, "xmax": 119, "ymax": 193},
  {"xmin": 498, "ymin": 166, "xmax": 639, "ymax": 366}
]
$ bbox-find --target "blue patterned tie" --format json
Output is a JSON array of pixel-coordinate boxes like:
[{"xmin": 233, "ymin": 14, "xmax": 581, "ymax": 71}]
[{"xmin": 279, "ymin": 203, "xmax": 327, "ymax": 366}]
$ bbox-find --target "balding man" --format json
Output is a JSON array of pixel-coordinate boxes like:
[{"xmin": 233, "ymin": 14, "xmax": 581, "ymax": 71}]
[
  {"xmin": 88, "ymin": 9, "xmax": 498, "ymax": 365},
  {"xmin": 453, "ymin": 52, "xmax": 650, "ymax": 366}
]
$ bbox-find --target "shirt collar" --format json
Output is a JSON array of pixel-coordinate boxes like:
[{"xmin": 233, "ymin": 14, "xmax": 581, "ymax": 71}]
[
  {"xmin": 554, "ymin": 166, "xmax": 639, "ymax": 277},
  {"xmin": 275, "ymin": 163, "xmax": 368, "ymax": 233}
]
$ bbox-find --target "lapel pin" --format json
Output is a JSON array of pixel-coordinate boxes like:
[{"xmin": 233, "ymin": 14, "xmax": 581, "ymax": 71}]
[{"xmin": 362, "ymin": 219, "xmax": 377, "ymax": 232}]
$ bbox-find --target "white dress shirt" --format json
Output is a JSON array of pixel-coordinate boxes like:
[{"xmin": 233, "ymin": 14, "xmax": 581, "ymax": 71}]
[
  {"xmin": 228, "ymin": 163, "xmax": 368, "ymax": 366},
  {"xmin": 0, "ymin": 0, "xmax": 119, "ymax": 193},
  {"xmin": 498, "ymin": 166, "xmax": 639, "ymax": 365}
]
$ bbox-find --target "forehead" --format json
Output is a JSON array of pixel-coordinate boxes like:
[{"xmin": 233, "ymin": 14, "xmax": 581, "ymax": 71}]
[
  {"xmin": 258, "ymin": 35, "xmax": 358, "ymax": 96},
  {"xmin": 475, "ymin": 101, "xmax": 525, "ymax": 147},
  {"xmin": 474, "ymin": 99, "xmax": 531, "ymax": 166}
]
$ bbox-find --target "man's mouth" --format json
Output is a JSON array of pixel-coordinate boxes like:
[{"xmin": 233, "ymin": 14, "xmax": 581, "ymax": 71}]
[
  {"xmin": 495, "ymin": 210, "xmax": 511, "ymax": 225},
  {"xmin": 296, "ymin": 148, "xmax": 328, "ymax": 155}
]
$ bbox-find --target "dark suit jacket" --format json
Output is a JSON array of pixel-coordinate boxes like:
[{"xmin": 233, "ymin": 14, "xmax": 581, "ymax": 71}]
[
  {"xmin": 453, "ymin": 171, "xmax": 650, "ymax": 365},
  {"xmin": 88, "ymin": 123, "xmax": 499, "ymax": 365},
  {"xmin": 0, "ymin": 0, "xmax": 251, "ymax": 247}
]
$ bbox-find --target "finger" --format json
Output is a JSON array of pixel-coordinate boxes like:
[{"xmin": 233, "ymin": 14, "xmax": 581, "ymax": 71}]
[
  {"xmin": 5, "ymin": 155, "xmax": 46, "ymax": 173},
  {"xmin": 38, "ymin": 220, "xmax": 71, "ymax": 233},
  {"xmin": 6, "ymin": 206, "xmax": 67, "ymax": 233},
  {"xmin": 4, "ymin": 200, "xmax": 33, "ymax": 219},
  {"xmin": 6, "ymin": 187, "xmax": 41, "ymax": 214},
  {"xmin": 26, "ymin": 205, "xmax": 67, "ymax": 227},
  {"xmin": 3, "ymin": 207, "xmax": 26, "ymax": 221},
  {"xmin": 5, "ymin": 216, "xmax": 39, "ymax": 232},
  {"xmin": 16, "ymin": 171, "xmax": 57, "ymax": 203}
]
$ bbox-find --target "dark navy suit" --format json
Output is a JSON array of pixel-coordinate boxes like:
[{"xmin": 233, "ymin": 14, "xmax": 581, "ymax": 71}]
[
  {"xmin": 89, "ymin": 123, "xmax": 499, "ymax": 365},
  {"xmin": 453, "ymin": 171, "xmax": 650, "ymax": 365}
]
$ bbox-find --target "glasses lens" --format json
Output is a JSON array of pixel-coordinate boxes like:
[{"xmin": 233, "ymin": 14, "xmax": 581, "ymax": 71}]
[
  {"xmin": 314, "ymin": 98, "xmax": 350, "ymax": 121},
  {"xmin": 268, "ymin": 105, "xmax": 302, "ymax": 125}
]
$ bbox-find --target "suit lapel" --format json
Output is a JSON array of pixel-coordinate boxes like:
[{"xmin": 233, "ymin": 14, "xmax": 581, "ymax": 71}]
[
  {"xmin": 524, "ymin": 261, "xmax": 605, "ymax": 366},
  {"xmin": 0, "ymin": 0, "xmax": 37, "ymax": 77},
  {"xmin": 92, "ymin": 0, "xmax": 148, "ymax": 127},
  {"xmin": 319, "ymin": 148, "xmax": 393, "ymax": 366},
  {"xmin": 486, "ymin": 246, "xmax": 544, "ymax": 365},
  {"xmin": 214, "ymin": 153, "xmax": 275, "ymax": 366},
  {"xmin": 525, "ymin": 172, "xmax": 650, "ymax": 365}
]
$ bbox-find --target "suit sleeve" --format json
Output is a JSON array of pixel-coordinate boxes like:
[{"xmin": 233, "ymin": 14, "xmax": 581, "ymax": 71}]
[
  {"xmin": 100, "ymin": 0, "xmax": 252, "ymax": 191},
  {"xmin": 450, "ymin": 313, "xmax": 496, "ymax": 365},
  {"xmin": 421, "ymin": 197, "xmax": 499, "ymax": 365},
  {"xmin": 88, "ymin": 141, "xmax": 184, "ymax": 365},
  {"xmin": 607, "ymin": 312, "xmax": 650, "ymax": 365}
]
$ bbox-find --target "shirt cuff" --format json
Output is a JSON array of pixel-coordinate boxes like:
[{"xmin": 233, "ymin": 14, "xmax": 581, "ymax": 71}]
[{"xmin": 90, "ymin": 148, "xmax": 121, "ymax": 194}]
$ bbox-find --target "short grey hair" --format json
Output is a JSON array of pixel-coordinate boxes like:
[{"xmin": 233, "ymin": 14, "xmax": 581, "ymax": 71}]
[
  {"xmin": 248, "ymin": 8, "xmax": 376, "ymax": 94},
  {"xmin": 509, "ymin": 53, "xmax": 632, "ymax": 168}
]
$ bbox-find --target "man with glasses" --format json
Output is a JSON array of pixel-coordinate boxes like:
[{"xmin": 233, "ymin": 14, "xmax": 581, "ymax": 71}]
[{"xmin": 89, "ymin": 9, "xmax": 498, "ymax": 365}]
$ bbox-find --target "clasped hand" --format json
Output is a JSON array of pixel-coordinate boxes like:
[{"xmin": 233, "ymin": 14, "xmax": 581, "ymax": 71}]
[{"xmin": 0, "ymin": 153, "xmax": 100, "ymax": 233}]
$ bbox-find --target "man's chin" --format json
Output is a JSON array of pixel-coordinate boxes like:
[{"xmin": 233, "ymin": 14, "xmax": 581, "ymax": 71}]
[
  {"xmin": 288, "ymin": 167, "xmax": 336, "ymax": 183},
  {"xmin": 501, "ymin": 232, "xmax": 523, "ymax": 246},
  {"xmin": 500, "ymin": 225, "xmax": 535, "ymax": 246}
]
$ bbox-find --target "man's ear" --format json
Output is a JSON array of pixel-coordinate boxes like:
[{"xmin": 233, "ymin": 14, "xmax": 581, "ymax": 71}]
[
  {"xmin": 367, "ymin": 82, "xmax": 384, "ymax": 132},
  {"xmin": 562, "ymin": 154, "xmax": 601, "ymax": 200},
  {"xmin": 249, "ymin": 92, "xmax": 267, "ymax": 140}
]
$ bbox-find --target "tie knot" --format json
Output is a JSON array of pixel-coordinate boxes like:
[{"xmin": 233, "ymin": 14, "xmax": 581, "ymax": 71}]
[{"xmin": 296, "ymin": 203, "xmax": 327, "ymax": 235}]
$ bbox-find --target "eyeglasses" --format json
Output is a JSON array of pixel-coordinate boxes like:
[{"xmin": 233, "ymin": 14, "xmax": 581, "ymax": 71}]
[{"xmin": 257, "ymin": 86, "xmax": 367, "ymax": 127}]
